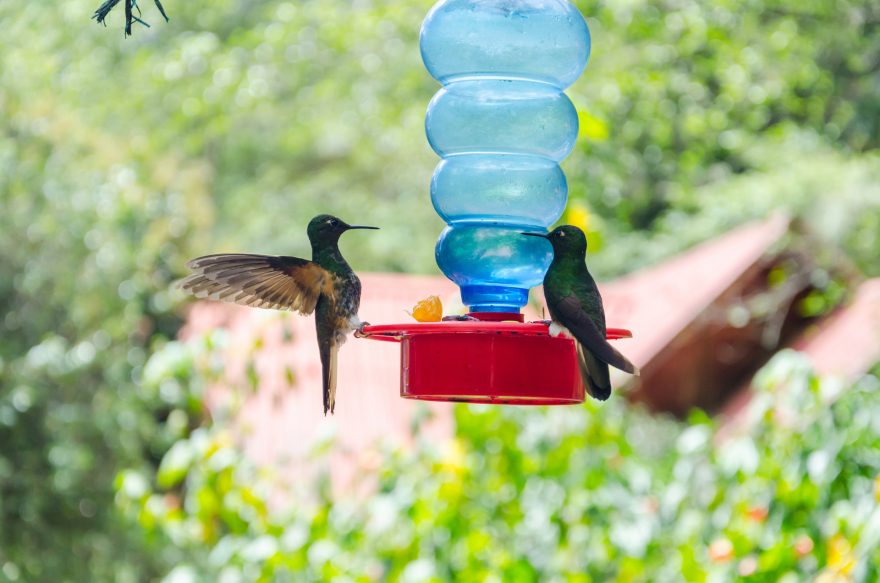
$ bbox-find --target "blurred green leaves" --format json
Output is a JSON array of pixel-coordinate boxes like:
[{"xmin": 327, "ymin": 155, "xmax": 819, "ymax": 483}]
[
  {"xmin": 126, "ymin": 345, "xmax": 880, "ymax": 582},
  {"xmin": 567, "ymin": 0, "xmax": 880, "ymax": 232},
  {"xmin": 6, "ymin": 0, "xmax": 879, "ymax": 277}
]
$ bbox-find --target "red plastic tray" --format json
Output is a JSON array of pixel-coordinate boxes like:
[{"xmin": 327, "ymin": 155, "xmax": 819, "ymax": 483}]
[{"xmin": 358, "ymin": 316, "xmax": 632, "ymax": 405}]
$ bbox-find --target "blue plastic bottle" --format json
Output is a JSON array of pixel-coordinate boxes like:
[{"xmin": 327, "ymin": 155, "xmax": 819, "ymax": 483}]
[{"xmin": 421, "ymin": 0, "xmax": 591, "ymax": 312}]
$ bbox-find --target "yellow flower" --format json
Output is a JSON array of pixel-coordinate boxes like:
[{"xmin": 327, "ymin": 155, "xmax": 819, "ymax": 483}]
[
  {"xmin": 439, "ymin": 438, "xmax": 467, "ymax": 475},
  {"xmin": 565, "ymin": 202, "xmax": 591, "ymax": 233},
  {"xmin": 578, "ymin": 109, "xmax": 609, "ymax": 141},
  {"xmin": 564, "ymin": 202, "xmax": 603, "ymax": 251},
  {"xmin": 826, "ymin": 534, "xmax": 856, "ymax": 578}
]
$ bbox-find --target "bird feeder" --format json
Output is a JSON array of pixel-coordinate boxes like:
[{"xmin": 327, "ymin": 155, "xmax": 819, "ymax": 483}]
[{"xmin": 359, "ymin": 0, "xmax": 630, "ymax": 404}]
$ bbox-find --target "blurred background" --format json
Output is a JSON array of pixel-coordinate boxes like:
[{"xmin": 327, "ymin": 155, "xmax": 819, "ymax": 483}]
[{"xmin": 1, "ymin": 0, "xmax": 879, "ymax": 581}]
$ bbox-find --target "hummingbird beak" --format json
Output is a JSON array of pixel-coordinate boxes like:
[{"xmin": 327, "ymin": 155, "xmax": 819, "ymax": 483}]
[
  {"xmin": 521, "ymin": 231, "xmax": 549, "ymax": 239},
  {"xmin": 346, "ymin": 225, "xmax": 379, "ymax": 230}
]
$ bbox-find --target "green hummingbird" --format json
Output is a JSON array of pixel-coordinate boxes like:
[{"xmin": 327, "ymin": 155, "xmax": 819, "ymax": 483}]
[
  {"xmin": 524, "ymin": 225, "xmax": 639, "ymax": 400},
  {"xmin": 179, "ymin": 214, "xmax": 378, "ymax": 415}
]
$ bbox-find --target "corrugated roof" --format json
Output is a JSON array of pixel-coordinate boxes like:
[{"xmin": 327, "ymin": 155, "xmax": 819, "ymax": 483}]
[
  {"xmin": 719, "ymin": 278, "xmax": 880, "ymax": 438},
  {"xmin": 597, "ymin": 214, "xmax": 791, "ymax": 370}
]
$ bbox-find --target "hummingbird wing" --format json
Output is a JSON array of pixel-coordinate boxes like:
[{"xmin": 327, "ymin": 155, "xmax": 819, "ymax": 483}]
[
  {"xmin": 556, "ymin": 295, "xmax": 640, "ymax": 376},
  {"xmin": 179, "ymin": 253, "xmax": 331, "ymax": 314}
]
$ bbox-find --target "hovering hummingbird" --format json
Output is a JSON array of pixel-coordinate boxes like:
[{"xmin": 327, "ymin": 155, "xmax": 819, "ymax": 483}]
[
  {"xmin": 523, "ymin": 225, "xmax": 639, "ymax": 400},
  {"xmin": 179, "ymin": 214, "xmax": 378, "ymax": 415}
]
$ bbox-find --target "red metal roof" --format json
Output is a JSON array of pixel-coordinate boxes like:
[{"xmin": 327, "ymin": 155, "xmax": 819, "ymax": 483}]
[
  {"xmin": 719, "ymin": 278, "xmax": 880, "ymax": 437},
  {"xmin": 596, "ymin": 214, "xmax": 791, "ymax": 371},
  {"xmin": 791, "ymin": 278, "xmax": 880, "ymax": 378}
]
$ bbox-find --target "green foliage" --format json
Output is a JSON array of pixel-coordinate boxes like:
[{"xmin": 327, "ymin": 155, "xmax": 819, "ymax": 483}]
[
  {"xmin": 0, "ymin": 94, "xmax": 206, "ymax": 580},
  {"xmin": 2, "ymin": 0, "xmax": 879, "ymax": 580},
  {"xmin": 4, "ymin": 0, "xmax": 879, "ymax": 276},
  {"xmin": 589, "ymin": 145, "xmax": 880, "ymax": 278},
  {"xmin": 567, "ymin": 0, "xmax": 880, "ymax": 231},
  {"xmin": 127, "ymin": 347, "xmax": 880, "ymax": 582}
]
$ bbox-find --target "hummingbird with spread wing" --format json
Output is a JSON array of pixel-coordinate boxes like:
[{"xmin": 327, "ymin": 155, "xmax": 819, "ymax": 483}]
[
  {"xmin": 524, "ymin": 225, "xmax": 639, "ymax": 400},
  {"xmin": 179, "ymin": 214, "xmax": 378, "ymax": 415}
]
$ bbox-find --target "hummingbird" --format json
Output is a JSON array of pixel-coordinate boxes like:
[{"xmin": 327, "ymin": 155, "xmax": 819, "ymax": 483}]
[
  {"xmin": 179, "ymin": 214, "xmax": 378, "ymax": 415},
  {"xmin": 523, "ymin": 225, "xmax": 639, "ymax": 400}
]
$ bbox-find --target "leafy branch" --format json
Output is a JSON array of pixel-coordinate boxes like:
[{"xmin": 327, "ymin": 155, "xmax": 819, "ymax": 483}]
[{"xmin": 92, "ymin": 0, "xmax": 169, "ymax": 36}]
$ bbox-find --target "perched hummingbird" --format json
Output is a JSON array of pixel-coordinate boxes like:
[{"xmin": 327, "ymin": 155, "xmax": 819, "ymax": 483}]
[
  {"xmin": 523, "ymin": 225, "xmax": 639, "ymax": 400},
  {"xmin": 179, "ymin": 214, "xmax": 378, "ymax": 415}
]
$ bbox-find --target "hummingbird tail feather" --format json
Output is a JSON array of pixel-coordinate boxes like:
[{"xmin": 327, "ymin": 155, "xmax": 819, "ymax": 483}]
[
  {"xmin": 586, "ymin": 376, "xmax": 611, "ymax": 401},
  {"xmin": 577, "ymin": 343, "xmax": 611, "ymax": 401},
  {"xmin": 320, "ymin": 339, "xmax": 339, "ymax": 416},
  {"xmin": 555, "ymin": 295, "xmax": 639, "ymax": 376},
  {"xmin": 329, "ymin": 343, "xmax": 338, "ymax": 414},
  {"xmin": 609, "ymin": 349, "xmax": 639, "ymax": 376}
]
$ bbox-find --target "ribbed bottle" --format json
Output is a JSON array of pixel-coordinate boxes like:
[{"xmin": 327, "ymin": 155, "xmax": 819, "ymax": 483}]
[{"xmin": 421, "ymin": 0, "xmax": 591, "ymax": 312}]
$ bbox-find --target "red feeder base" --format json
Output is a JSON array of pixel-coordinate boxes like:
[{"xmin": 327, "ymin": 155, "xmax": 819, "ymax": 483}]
[{"xmin": 359, "ymin": 314, "xmax": 632, "ymax": 405}]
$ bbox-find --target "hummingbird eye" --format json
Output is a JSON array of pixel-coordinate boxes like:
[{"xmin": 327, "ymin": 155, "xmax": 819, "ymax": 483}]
[{"xmin": 328, "ymin": 218, "xmax": 339, "ymax": 227}]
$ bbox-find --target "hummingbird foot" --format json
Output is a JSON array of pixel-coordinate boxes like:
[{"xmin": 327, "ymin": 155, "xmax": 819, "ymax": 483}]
[
  {"xmin": 531, "ymin": 319, "xmax": 569, "ymax": 337},
  {"xmin": 353, "ymin": 320, "xmax": 372, "ymax": 338},
  {"xmin": 441, "ymin": 314, "xmax": 479, "ymax": 321},
  {"xmin": 548, "ymin": 321, "xmax": 571, "ymax": 338}
]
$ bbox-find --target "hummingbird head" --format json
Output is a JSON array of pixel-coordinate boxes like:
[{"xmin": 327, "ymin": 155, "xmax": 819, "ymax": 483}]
[
  {"xmin": 307, "ymin": 214, "xmax": 379, "ymax": 246},
  {"xmin": 522, "ymin": 225, "xmax": 587, "ymax": 257}
]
